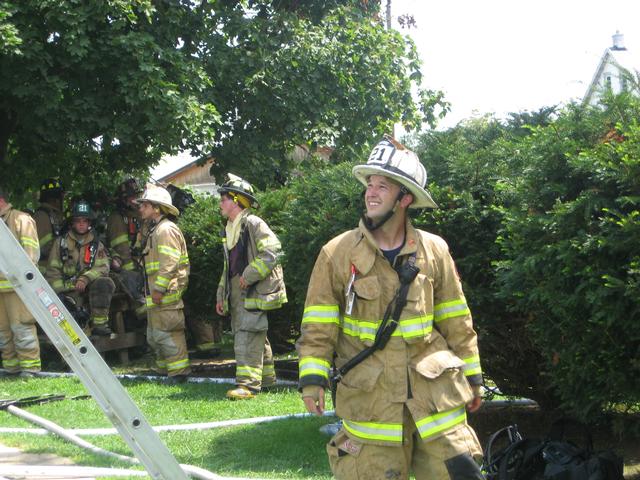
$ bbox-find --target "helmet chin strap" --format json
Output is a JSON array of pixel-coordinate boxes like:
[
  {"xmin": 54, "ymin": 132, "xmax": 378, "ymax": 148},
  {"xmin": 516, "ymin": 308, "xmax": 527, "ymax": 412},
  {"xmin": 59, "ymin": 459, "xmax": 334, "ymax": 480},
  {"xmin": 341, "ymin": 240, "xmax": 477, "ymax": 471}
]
[{"xmin": 363, "ymin": 190, "xmax": 406, "ymax": 231}]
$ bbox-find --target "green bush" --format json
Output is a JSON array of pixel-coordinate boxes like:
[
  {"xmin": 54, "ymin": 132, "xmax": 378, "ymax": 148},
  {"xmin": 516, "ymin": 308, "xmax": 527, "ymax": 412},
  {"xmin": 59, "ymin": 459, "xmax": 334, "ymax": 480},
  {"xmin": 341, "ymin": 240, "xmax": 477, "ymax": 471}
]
[
  {"xmin": 279, "ymin": 162, "xmax": 362, "ymax": 336},
  {"xmin": 178, "ymin": 194, "xmax": 224, "ymax": 327},
  {"xmin": 413, "ymin": 98, "xmax": 640, "ymax": 419}
]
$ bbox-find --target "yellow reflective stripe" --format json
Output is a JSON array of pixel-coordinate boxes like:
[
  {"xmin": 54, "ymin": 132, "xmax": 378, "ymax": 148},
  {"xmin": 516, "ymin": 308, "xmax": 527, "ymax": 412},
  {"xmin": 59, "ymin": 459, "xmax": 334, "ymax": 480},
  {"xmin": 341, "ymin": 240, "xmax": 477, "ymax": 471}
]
[
  {"xmin": 299, "ymin": 357, "xmax": 330, "ymax": 379},
  {"xmin": 167, "ymin": 358, "xmax": 190, "ymax": 373},
  {"xmin": 156, "ymin": 276, "xmax": 170, "ymax": 288},
  {"xmin": 145, "ymin": 261, "xmax": 160, "ymax": 274},
  {"xmin": 237, "ymin": 365, "xmax": 262, "ymax": 380},
  {"xmin": 20, "ymin": 359, "xmax": 41, "ymax": 369},
  {"xmin": 145, "ymin": 289, "xmax": 184, "ymax": 307},
  {"xmin": 257, "ymin": 237, "xmax": 281, "ymax": 251},
  {"xmin": 343, "ymin": 420, "xmax": 403, "ymax": 443},
  {"xmin": 434, "ymin": 298, "xmax": 470, "ymax": 323},
  {"xmin": 0, "ymin": 280, "xmax": 13, "ymax": 290},
  {"xmin": 2, "ymin": 359, "xmax": 20, "ymax": 368},
  {"xmin": 40, "ymin": 233, "xmax": 53, "ymax": 247},
  {"xmin": 244, "ymin": 293, "xmax": 287, "ymax": 311},
  {"xmin": 415, "ymin": 406, "xmax": 466, "ymax": 440},
  {"xmin": 111, "ymin": 233, "xmax": 129, "ymax": 248},
  {"xmin": 250, "ymin": 258, "xmax": 269, "ymax": 278},
  {"xmin": 158, "ymin": 245, "xmax": 181, "ymax": 260},
  {"xmin": 20, "ymin": 236, "xmax": 39, "ymax": 249},
  {"xmin": 302, "ymin": 305, "xmax": 340, "ymax": 324},
  {"xmin": 51, "ymin": 279, "xmax": 64, "ymax": 290},
  {"xmin": 342, "ymin": 315, "xmax": 433, "ymax": 342},
  {"xmin": 156, "ymin": 359, "xmax": 167, "ymax": 368},
  {"xmin": 179, "ymin": 255, "xmax": 189, "ymax": 265},
  {"xmin": 92, "ymin": 316, "xmax": 109, "ymax": 324},
  {"xmin": 262, "ymin": 364, "xmax": 275, "ymax": 376},
  {"xmin": 463, "ymin": 355, "xmax": 482, "ymax": 376},
  {"xmin": 49, "ymin": 259, "xmax": 62, "ymax": 267},
  {"xmin": 83, "ymin": 270, "xmax": 100, "ymax": 281},
  {"xmin": 122, "ymin": 261, "xmax": 135, "ymax": 271}
]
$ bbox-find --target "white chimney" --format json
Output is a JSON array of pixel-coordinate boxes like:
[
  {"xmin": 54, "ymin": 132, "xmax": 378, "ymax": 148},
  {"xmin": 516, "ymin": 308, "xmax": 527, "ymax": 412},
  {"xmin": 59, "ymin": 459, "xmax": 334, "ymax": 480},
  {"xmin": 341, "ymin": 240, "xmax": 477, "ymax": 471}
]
[{"xmin": 612, "ymin": 31, "xmax": 626, "ymax": 51}]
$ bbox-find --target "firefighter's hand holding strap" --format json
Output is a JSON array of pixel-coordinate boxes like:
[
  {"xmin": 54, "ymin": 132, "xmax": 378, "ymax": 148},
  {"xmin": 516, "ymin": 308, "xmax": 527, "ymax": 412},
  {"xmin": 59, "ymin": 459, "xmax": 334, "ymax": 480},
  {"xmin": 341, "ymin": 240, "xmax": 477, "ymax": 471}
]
[{"xmin": 302, "ymin": 385, "xmax": 325, "ymax": 416}]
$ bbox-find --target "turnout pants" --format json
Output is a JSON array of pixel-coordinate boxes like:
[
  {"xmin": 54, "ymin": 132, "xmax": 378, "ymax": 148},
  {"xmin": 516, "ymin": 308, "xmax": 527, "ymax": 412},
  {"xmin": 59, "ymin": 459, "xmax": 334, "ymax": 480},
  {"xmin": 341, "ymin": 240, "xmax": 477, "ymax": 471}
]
[
  {"xmin": 186, "ymin": 316, "xmax": 216, "ymax": 352},
  {"xmin": 327, "ymin": 407, "xmax": 483, "ymax": 480},
  {"xmin": 147, "ymin": 307, "xmax": 191, "ymax": 377},
  {"xmin": 0, "ymin": 292, "xmax": 41, "ymax": 373},
  {"xmin": 230, "ymin": 275, "xmax": 276, "ymax": 391},
  {"xmin": 66, "ymin": 276, "xmax": 116, "ymax": 327}
]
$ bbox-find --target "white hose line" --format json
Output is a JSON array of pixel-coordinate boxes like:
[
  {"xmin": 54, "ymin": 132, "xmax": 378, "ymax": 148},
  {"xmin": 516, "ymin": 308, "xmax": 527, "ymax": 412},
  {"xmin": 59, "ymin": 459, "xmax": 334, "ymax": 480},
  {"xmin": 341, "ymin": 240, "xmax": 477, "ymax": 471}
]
[
  {"xmin": 34, "ymin": 370, "xmax": 298, "ymax": 387},
  {"xmin": 0, "ymin": 410, "xmax": 337, "ymax": 435},
  {"xmin": 0, "ymin": 464, "xmax": 148, "ymax": 478},
  {"xmin": 6, "ymin": 405, "xmax": 254, "ymax": 480}
]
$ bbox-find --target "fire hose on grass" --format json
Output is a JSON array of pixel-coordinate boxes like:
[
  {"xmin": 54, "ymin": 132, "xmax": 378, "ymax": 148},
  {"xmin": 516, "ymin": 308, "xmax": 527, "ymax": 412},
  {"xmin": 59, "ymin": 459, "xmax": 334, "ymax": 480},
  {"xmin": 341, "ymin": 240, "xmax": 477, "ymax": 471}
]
[{"xmin": 2, "ymin": 395, "xmax": 254, "ymax": 480}]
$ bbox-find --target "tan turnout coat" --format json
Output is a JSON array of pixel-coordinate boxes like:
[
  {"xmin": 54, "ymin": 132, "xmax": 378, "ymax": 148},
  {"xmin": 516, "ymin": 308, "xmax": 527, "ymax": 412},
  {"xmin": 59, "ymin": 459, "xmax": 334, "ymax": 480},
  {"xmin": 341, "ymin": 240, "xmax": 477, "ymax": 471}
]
[
  {"xmin": 297, "ymin": 219, "xmax": 482, "ymax": 446},
  {"xmin": 142, "ymin": 217, "xmax": 189, "ymax": 310},
  {"xmin": 217, "ymin": 213, "xmax": 287, "ymax": 314},
  {"xmin": 0, "ymin": 205, "xmax": 40, "ymax": 292}
]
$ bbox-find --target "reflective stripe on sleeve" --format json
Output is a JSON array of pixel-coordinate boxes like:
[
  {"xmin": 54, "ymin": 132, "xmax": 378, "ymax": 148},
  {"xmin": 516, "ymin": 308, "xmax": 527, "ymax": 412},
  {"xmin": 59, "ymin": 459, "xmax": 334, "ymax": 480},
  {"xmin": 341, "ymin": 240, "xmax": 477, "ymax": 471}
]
[
  {"xmin": 158, "ymin": 245, "xmax": 181, "ymax": 260},
  {"xmin": 299, "ymin": 357, "xmax": 331, "ymax": 380},
  {"xmin": 301, "ymin": 305, "xmax": 340, "ymax": 325},
  {"xmin": 434, "ymin": 298, "xmax": 470, "ymax": 323},
  {"xmin": 462, "ymin": 354, "xmax": 482, "ymax": 376},
  {"xmin": 415, "ymin": 406, "xmax": 466, "ymax": 441}
]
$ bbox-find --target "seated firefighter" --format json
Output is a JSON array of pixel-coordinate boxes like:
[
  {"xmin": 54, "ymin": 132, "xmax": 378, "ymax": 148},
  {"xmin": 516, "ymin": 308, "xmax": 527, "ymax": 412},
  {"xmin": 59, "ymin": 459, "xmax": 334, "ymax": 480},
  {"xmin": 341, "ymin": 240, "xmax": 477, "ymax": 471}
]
[
  {"xmin": 46, "ymin": 200, "xmax": 115, "ymax": 336},
  {"xmin": 105, "ymin": 178, "xmax": 146, "ymax": 320}
]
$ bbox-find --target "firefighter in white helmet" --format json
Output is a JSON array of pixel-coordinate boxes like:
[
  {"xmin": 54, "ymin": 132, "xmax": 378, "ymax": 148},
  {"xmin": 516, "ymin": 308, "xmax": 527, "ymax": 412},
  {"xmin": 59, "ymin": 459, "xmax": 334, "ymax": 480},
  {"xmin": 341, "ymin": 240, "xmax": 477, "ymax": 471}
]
[
  {"xmin": 216, "ymin": 174, "xmax": 287, "ymax": 400},
  {"xmin": 0, "ymin": 185, "xmax": 41, "ymax": 377},
  {"xmin": 136, "ymin": 184, "xmax": 191, "ymax": 383},
  {"xmin": 296, "ymin": 136, "xmax": 484, "ymax": 480}
]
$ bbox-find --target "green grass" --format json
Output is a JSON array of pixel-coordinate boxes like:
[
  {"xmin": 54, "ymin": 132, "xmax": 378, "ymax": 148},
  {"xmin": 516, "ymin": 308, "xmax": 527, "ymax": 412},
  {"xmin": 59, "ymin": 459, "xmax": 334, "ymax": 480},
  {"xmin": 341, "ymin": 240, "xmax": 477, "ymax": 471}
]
[{"xmin": 0, "ymin": 375, "xmax": 335, "ymax": 479}]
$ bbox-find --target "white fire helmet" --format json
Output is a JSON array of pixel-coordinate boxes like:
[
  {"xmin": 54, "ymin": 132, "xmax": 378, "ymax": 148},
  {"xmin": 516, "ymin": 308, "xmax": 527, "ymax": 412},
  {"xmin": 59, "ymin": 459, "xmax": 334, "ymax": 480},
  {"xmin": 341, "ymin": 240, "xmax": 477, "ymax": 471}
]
[{"xmin": 352, "ymin": 136, "xmax": 437, "ymax": 209}]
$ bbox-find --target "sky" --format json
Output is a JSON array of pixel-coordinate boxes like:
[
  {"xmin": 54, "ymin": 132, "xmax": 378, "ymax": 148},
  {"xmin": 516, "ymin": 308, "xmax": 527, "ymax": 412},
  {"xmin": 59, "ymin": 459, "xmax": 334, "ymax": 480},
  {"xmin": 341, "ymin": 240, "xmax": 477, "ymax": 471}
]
[
  {"xmin": 154, "ymin": 0, "xmax": 640, "ymax": 177},
  {"xmin": 392, "ymin": 0, "xmax": 640, "ymax": 128}
]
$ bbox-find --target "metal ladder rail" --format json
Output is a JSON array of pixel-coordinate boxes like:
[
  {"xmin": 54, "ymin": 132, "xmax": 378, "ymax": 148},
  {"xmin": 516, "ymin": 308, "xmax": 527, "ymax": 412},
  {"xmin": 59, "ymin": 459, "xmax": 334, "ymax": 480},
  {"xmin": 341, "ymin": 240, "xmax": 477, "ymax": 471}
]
[{"xmin": 0, "ymin": 220, "xmax": 188, "ymax": 480}]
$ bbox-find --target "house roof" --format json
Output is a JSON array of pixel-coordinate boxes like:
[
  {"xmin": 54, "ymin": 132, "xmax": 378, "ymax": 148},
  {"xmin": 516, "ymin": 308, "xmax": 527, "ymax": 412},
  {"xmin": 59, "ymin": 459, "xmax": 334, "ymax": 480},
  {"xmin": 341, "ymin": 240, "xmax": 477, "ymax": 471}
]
[{"xmin": 584, "ymin": 47, "xmax": 640, "ymax": 104}]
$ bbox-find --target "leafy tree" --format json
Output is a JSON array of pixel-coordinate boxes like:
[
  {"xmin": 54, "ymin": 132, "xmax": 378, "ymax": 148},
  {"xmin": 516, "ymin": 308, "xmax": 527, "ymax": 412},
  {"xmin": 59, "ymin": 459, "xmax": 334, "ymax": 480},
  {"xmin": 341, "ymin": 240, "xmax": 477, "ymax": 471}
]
[
  {"xmin": 0, "ymin": 0, "xmax": 218, "ymax": 193},
  {"xmin": 2, "ymin": 0, "xmax": 445, "ymax": 198},
  {"xmin": 201, "ymin": 2, "xmax": 447, "ymax": 187}
]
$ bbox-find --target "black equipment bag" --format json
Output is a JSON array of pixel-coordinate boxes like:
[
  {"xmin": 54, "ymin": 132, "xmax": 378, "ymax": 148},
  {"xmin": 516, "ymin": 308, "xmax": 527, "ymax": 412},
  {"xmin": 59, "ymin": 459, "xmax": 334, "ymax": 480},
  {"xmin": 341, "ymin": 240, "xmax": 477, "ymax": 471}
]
[{"xmin": 482, "ymin": 420, "xmax": 624, "ymax": 480}]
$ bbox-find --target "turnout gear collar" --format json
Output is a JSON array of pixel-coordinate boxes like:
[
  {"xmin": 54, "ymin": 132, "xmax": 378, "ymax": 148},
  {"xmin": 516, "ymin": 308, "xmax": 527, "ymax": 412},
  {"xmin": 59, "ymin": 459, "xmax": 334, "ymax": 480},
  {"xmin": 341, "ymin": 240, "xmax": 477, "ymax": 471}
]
[
  {"xmin": 225, "ymin": 208, "xmax": 250, "ymax": 250},
  {"xmin": 134, "ymin": 184, "xmax": 180, "ymax": 217},
  {"xmin": 218, "ymin": 173, "xmax": 259, "ymax": 209},
  {"xmin": 353, "ymin": 135, "xmax": 438, "ymax": 209}
]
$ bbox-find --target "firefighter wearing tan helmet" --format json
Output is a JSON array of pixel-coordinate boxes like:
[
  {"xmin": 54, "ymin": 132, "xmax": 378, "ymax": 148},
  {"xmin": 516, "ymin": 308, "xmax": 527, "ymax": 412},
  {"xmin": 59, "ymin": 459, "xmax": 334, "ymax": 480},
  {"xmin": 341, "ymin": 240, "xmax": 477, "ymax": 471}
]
[
  {"xmin": 136, "ymin": 184, "xmax": 191, "ymax": 383},
  {"xmin": 296, "ymin": 136, "xmax": 484, "ymax": 480}
]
